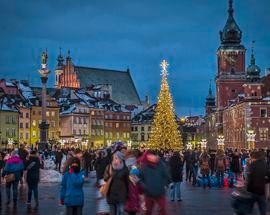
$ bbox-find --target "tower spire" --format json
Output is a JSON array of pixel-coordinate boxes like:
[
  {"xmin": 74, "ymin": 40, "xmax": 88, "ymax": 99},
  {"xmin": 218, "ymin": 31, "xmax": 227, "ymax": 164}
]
[
  {"xmin": 250, "ymin": 40, "xmax": 255, "ymax": 65},
  {"xmin": 208, "ymin": 79, "xmax": 213, "ymax": 96},
  {"xmin": 228, "ymin": 0, "xmax": 234, "ymax": 16}
]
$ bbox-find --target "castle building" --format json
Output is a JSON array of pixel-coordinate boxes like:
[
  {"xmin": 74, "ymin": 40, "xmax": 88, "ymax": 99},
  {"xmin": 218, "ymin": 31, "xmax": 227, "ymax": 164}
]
[{"xmin": 202, "ymin": 0, "xmax": 270, "ymax": 149}]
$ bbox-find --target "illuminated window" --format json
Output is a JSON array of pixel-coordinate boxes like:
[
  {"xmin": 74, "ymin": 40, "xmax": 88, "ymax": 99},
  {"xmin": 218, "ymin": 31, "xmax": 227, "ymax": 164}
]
[
  {"xmin": 259, "ymin": 128, "xmax": 268, "ymax": 141},
  {"xmin": 116, "ymin": 123, "xmax": 119, "ymax": 128},
  {"xmin": 46, "ymin": 111, "xmax": 50, "ymax": 117},
  {"xmin": 32, "ymin": 120, "xmax": 36, "ymax": 127}
]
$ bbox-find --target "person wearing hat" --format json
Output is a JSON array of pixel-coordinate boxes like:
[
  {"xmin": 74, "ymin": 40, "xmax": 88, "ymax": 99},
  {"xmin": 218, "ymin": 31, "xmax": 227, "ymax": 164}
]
[
  {"xmin": 60, "ymin": 157, "xmax": 85, "ymax": 215},
  {"xmin": 2, "ymin": 148, "xmax": 24, "ymax": 206},
  {"xmin": 25, "ymin": 150, "xmax": 41, "ymax": 207},
  {"xmin": 104, "ymin": 151, "xmax": 129, "ymax": 215},
  {"xmin": 125, "ymin": 166, "xmax": 141, "ymax": 215}
]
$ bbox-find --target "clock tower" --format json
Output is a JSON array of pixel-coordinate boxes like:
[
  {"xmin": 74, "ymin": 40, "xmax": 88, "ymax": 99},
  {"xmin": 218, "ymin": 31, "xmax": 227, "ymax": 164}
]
[{"xmin": 216, "ymin": 0, "xmax": 246, "ymax": 109}]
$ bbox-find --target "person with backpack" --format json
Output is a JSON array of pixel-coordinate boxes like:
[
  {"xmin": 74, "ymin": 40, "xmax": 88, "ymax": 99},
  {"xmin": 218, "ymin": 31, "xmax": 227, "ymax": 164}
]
[
  {"xmin": 199, "ymin": 152, "xmax": 211, "ymax": 189},
  {"xmin": 215, "ymin": 149, "xmax": 226, "ymax": 188},
  {"xmin": 25, "ymin": 150, "xmax": 41, "ymax": 207},
  {"xmin": 2, "ymin": 149, "xmax": 24, "ymax": 206}
]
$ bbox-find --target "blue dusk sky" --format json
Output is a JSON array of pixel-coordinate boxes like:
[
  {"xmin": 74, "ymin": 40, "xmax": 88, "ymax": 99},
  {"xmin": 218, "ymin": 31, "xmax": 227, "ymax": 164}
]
[{"xmin": 0, "ymin": 0, "xmax": 269, "ymax": 116}]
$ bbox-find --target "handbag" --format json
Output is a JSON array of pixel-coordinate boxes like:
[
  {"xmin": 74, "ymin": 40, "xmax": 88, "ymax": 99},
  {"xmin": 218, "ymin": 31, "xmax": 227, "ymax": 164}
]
[
  {"xmin": 100, "ymin": 165, "xmax": 112, "ymax": 197},
  {"xmin": 4, "ymin": 173, "xmax": 15, "ymax": 183}
]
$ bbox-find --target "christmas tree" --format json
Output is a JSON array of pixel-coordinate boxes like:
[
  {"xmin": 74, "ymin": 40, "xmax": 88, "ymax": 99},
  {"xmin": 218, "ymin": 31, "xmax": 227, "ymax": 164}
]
[{"xmin": 148, "ymin": 60, "xmax": 183, "ymax": 150}]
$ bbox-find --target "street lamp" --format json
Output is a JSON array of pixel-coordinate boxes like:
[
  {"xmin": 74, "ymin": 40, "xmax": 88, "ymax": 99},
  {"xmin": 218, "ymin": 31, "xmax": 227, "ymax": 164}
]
[
  {"xmin": 247, "ymin": 130, "xmax": 256, "ymax": 150},
  {"xmin": 217, "ymin": 135, "xmax": 225, "ymax": 150},
  {"xmin": 127, "ymin": 140, "xmax": 132, "ymax": 149},
  {"xmin": 201, "ymin": 139, "xmax": 207, "ymax": 150},
  {"xmin": 186, "ymin": 142, "xmax": 192, "ymax": 150},
  {"xmin": 8, "ymin": 138, "xmax": 14, "ymax": 149},
  {"xmin": 38, "ymin": 51, "xmax": 50, "ymax": 151}
]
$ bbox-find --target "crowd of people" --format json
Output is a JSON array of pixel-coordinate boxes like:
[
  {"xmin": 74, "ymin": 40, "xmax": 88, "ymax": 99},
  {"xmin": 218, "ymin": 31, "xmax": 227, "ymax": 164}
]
[{"xmin": 0, "ymin": 144, "xmax": 270, "ymax": 215}]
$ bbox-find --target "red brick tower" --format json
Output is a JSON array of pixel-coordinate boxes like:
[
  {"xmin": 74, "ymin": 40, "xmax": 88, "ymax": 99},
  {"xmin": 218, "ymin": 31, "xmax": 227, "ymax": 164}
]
[{"xmin": 216, "ymin": 0, "xmax": 246, "ymax": 110}]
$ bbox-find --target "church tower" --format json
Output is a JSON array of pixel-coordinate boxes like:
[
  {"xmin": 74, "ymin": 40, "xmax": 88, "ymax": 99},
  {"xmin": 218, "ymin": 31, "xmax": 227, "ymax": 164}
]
[
  {"xmin": 216, "ymin": 0, "xmax": 246, "ymax": 109},
  {"xmin": 205, "ymin": 81, "xmax": 216, "ymax": 115}
]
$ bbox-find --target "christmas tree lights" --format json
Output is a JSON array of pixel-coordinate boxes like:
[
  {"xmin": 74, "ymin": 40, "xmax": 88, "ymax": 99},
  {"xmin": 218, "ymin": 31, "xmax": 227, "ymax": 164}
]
[{"xmin": 148, "ymin": 60, "xmax": 183, "ymax": 150}]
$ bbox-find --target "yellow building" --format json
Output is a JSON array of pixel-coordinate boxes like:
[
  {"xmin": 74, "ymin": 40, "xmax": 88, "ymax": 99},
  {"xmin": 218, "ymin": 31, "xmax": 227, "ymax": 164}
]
[
  {"xmin": 30, "ymin": 97, "xmax": 60, "ymax": 146},
  {"xmin": 18, "ymin": 105, "xmax": 31, "ymax": 145}
]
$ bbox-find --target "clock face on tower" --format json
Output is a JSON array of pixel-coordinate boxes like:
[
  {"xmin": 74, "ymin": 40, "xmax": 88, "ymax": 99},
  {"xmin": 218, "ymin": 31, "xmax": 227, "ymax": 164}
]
[{"xmin": 225, "ymin": 54, "xmax": 237, "ymax": 66}]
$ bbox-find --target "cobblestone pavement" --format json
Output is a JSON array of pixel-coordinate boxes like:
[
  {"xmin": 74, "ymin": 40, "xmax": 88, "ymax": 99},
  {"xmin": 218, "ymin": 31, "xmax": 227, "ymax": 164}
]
[{"xmin": 0, "ymin": 179, "xmax": 268, "ymax": 215}]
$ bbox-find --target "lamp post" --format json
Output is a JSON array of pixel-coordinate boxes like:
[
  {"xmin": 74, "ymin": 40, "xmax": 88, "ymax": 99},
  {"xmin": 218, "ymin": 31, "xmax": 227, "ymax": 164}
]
[
  {"xmin": 38, "ymin": 51, "xmax": 50, "ymax": 151},
  {"xmin": 186, "ymin": 142, "xmax": 192, "ymax": 150},
  {"xmin": 247, "ymin": 130, "xmax": 256, "ymax": 150},
  {"xmin": 201, "ymin": 139, "xmax": 207, "ymax": 151},
  {"xmin": 8, "ymin": 138, "xmax": 13, "ymax": 149},
  {"xmin": 217, "ymin": 135, "xmax": 225, "ymax": 150}
]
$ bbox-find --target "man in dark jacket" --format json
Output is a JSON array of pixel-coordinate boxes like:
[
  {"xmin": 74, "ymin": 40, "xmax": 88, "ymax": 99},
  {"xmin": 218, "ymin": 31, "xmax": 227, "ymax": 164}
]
[
  {"xmin": 247, "ymin": 151, "xmax": 270, "ymax": 215},
  {"xmin": 191, "ymin": 148, "xmax": 200, "ymax": 185},
  {"xmin": 183, "ymin": 150, "xmax": 192, "ymax": 182},
  {"xmin": 55, "ymin": 148, "xmax": 63, "ymax": 172},
  {"xmin": 139, "ymin": 150, "xmax": 171, "ymax": 215},
  {"xmin": 25, "ymin": 150, "xmax": 41, "ymax": 207}
]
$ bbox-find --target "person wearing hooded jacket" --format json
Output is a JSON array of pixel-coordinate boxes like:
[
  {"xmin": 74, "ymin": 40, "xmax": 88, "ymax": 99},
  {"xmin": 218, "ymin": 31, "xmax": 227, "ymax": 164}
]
[
  {"xmin": 2, "ymin": 149, "xmax": 24, "ymax": 206},
  {"xmin": 60, "ymin": 157, "xmax": 85, "ymax": 215},
  {"xmin": 25, "ymin": 150, "xmax": 41, "ymax": 207},
  {"xmin": 138, "ymin": 150, "xmax": 171, "ymax": 215},
  {"xmin": 103, "ymin": 151, "xmax": 129, "ymax": 215}
]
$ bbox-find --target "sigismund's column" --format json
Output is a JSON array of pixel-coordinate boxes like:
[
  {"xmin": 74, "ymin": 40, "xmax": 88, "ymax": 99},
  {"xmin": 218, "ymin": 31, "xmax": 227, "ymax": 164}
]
[{"xmin": 38, "ymin": 50, "xmax": 50, "ymax": 150}]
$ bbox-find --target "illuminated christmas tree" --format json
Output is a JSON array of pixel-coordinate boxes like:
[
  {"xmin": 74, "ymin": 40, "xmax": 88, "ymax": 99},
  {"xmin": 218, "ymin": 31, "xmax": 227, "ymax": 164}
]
[{"xmin": 148, "ymin": 60, "xmax": 183, "ymax": 150}]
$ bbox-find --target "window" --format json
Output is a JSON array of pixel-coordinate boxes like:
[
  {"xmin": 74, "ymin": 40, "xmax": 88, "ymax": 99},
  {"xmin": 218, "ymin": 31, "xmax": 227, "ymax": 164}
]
[
  {"xmin": 259, "ymin": 128, "xmax": 268, "ymax": 141},
  {"xmin": 141, "ymin": 133, "xmax": 145, "ymax": 141},
  {"xmin": 135, "ymin": 127, "xmax": 138, "ymax": 131},
  {"xmin": 51, "ymin": 121, "xmax": 55, "ymax": 128},
  {"xmin": 116, "ymin": 132, "xmax": 120, "ymax": 139},
  {"xmin": 73, "ymin": 129, "xmax": 76, "ymax": 135},
  {"xmin": 127, "ymin": 133, "xmax": 130, "ymax": 138},
  {"xmin": 92, "ymin": 129, "xmax": 96, "ymax": 136},
  {"xmin": 141, "ymin": 126, "xmax": 145, "ymax": 131},
  {"xmin": 101, "ymin": 130, "xmax": 104, "ymax": 135},
  {"xmin": 20, "ymin": 133, "xmax": 23, "ymax": 139},
  {"xmin": 25, "ymin": 133, "xmax": 29, "ymax": 139},
  {"xmin": 33, "ymin": 110, "xmax": 36, "ymax": 115},
  {"xmin": 20, "ymin": 123, "xmax": 23, "ymax": 129},
  {"xmin": 148, "ymin": 126, "xmax": 151, "ymax": 131},
  {"xmin": 123, "ymin": 133, "xmax": 127, "ymax": 138},
  {"xmin": 110, "ymin": 132, "xmax": 113, "ymax": 138},
  {"xmin": 91, "ymin": 111, "xmax": 95, "ymax": 116},
  {"xmin": 96, "ymin": 130, "xmax": 100, "ymax": 136},
  {"xmin": 260, "ymin": 108, "xmax": 267, "ymax": 117},
  {"xmin": 105, "ymin": 132, "xmax": 108, "ymax": 138},
  {"xmin": 32, "ymin": 120, "xmax": 36, "ymax": 127},
  {"xmin": 20, "ymin": 113, "xmax": 23, "ymax": 118},
  {"xmin": 46, "ymin": 111, "xmax": 50, "ymax": 117},
  {"xmin": 116, "ymin": 115, "xmax": 120, "ymax": 120},
  {"xmin": 26, "ymin": 123, "xmax": 29, "ymax": 129},
  {"xmin": 38, "ymin": 111, "xmax": 41, "ymax": 116},
  {"xmin": 51, "ymin": 111, "xmax": 55, "ymax": 117},
  {"xmin": 116, "ymin": 123, "xmax": 119, "ymax": 128},
  {"xmin": 26, "ymin": 113, "xmax": 29, "ymax": 118}
]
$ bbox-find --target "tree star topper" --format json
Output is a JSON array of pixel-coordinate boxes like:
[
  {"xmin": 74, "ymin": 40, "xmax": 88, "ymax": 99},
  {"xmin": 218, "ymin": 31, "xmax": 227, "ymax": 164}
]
[{"xmin": 160, "ymin": 59, "xmax": 169, "ymax": 77}]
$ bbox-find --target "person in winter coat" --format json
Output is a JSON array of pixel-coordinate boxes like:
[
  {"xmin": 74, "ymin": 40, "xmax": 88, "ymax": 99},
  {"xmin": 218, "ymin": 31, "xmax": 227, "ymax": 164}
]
[
  {"xmin": 2, "ymin": 149, "xmax": 24, "ymax": 206},
  {"xmin": 25, "ymin": 150, "xmax": 41, "ymax": 207},
  {"xmin": 104, "ymin": 151, "xmax": 129, "ymax": 215},
  {"xmin": 55, "ymin": 148, "xmax": 63, "ymax": 172},
  {"xmin": 247, "ymin": 151, "xmax": 270, "ymax": 215},
  {"xmin": 199, "ymin": 152, "xmax": 211, "ymax": 189},
  {"xmin": 60, "ymin": 157, "xmax": 85, "ymax": 215},
  {"xmin": 124, "ymin": 167, "xmax": 141, "ymax": 215},
  {"xmin": 183, "ymin": 150, "xmax": 192, "ymax": 182},
  {"xmin": 138, "ymin": 150, "xmax": 171, "ymax": 215},
  {"xmin": 215, "ymin": 149, "xmax": 226, "ymax": 188},
  {"xmin": 230, "ymin": 149, "xmax": 242, "ymax": 182},
  {"xmin": 95, "ymin": 150, "xmax": 110, "ymax": 186},
  {"xmin": 169, "ymin": 152, "xmax": 183, "ymax": 201},
  {"xmin": 191, "ymin": 148, "xmax": 200, "ymax": 185}
]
